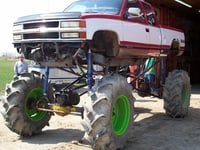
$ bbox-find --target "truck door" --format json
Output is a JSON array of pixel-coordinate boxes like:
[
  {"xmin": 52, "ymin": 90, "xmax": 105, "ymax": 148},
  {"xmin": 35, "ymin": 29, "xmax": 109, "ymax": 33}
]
[
  {"xmin": 142, "ymin": 2, "xmax": 162, "ymax": 51},
  {"xmin": 122, "ymin": 1, "xmax": 150, "ymax": 49}
]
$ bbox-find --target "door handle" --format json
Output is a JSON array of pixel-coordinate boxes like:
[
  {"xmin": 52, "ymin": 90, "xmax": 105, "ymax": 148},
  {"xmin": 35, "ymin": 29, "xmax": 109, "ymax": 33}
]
[{"xmin": 145, "ymin": 28, "xmax": 149, "ymax": 32}]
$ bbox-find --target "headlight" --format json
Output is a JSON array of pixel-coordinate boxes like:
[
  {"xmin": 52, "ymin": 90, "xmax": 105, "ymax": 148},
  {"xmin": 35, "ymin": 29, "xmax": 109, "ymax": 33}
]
[
  {"xmin": 13, "ymin": 34, "xmax": 22, "ymax": 40},
  {"xmin": 13, "ymin": 24, "xmax": 23, "ymax": 31},
  {"xmin": 60, "ymin": 21, "xmax": 79, "ymax": 28},
  {"xmin": 61, "ymin": 32, "xmax": 86, "ymax": 38},
  {"xmin": 60, "ymin": 20, "xmax": 86, "ymax": 28},
  {"xmin": 61, "ymin": 32, "xmax": 79, "ymax": 38}
]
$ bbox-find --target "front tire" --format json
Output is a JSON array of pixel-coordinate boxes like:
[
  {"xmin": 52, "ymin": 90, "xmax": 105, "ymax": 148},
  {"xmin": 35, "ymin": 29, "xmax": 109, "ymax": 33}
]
[
  {"xmin": 1, "ymin": 72, "xmax": 53, "ymax": 136},
  {"xmin": 81, "ymin": 74, "xmax": 135, "ymax": 149},
  {"xmin": 163, "ymin": 69, "xmax": 191, "ymax": 118}
]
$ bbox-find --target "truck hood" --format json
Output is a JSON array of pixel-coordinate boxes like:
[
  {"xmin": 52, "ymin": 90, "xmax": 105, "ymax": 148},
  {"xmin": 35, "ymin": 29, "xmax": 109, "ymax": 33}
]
[{"xmin": 14, "ymin": 12, "xmax": 81, "ymax": 24}]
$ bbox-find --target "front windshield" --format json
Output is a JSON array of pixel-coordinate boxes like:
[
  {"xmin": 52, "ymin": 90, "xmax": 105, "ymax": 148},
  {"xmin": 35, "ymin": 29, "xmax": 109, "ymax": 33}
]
[{"xmin": 64, "ymin": 0, "xmax": 123, "ymax": 15}]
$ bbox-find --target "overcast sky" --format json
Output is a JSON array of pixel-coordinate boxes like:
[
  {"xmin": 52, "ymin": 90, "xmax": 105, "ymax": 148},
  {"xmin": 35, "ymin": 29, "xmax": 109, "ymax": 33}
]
[{"xmin": 0, "ymin": 0, "xmax": 74, "ymax": 56}]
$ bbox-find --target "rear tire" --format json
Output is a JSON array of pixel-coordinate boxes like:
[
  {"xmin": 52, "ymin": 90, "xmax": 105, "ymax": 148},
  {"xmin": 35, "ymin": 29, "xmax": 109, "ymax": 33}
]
[
  {"xmin": 1, "ymin": 72, "xmax": 53, "ymax": 136},
  {"xmin": 81, "ymin": 74, "xmax": 135, "ymax": 149},
  {"xmin": 163, "ymin": 69, "xmax": 191, "ymax": 118}
]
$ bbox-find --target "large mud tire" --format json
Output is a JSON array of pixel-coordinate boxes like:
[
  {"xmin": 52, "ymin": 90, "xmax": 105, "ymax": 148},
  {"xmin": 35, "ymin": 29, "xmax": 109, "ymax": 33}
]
[
  {"xmin": 81, "ymin": 74, "xmax": 135, "ymax": 150},
  {"xmin": 163, "ymin": 69, "xmax": 191, "ymax": 118},
  {"xmin": 1, "ymin": 72, "xmax": 53, "ymax": 136}
]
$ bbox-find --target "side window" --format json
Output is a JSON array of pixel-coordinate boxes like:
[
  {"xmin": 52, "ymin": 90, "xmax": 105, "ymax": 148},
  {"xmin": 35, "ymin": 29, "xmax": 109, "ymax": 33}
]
[
  {"xmin": 143, "ymin": 3, "xmax": 156, "ymax": 25},
  {"xmin": 125, "ymin": 1, "xmax": 145, "ymax": 23}
]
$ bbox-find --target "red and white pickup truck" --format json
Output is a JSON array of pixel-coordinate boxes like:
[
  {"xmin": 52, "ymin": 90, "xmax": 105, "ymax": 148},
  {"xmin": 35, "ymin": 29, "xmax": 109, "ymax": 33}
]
[{"xmin": 13, "ymin": 0, "xmax": 185, "ymax": 64}]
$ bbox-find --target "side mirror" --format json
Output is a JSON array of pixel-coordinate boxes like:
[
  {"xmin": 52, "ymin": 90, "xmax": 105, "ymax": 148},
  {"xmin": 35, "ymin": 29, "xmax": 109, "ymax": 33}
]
[{"xmin": 128, "ymin": 7, "xmax": 141, "ymax": 16}]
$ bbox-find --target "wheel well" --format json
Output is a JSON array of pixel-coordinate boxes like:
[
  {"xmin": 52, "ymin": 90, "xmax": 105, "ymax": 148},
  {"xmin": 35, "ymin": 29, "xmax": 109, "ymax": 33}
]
[{"xmin": 90, "ymin": 30, "xmax": 119, "ymax": 56}]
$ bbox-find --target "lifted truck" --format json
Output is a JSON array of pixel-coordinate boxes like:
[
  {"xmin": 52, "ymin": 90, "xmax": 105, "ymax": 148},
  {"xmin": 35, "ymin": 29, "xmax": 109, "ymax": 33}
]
[{"xmin": 1, "ymin": 0, "xmax": 191, "ymax": 149}]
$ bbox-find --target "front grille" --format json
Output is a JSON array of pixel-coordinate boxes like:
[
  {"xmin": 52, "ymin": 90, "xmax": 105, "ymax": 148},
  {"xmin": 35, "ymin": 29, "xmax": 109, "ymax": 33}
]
[
  {"xmin": 24, "ymin": 32, "xmax": 59, "ymax": 39},
  {"xmin": 14, "ymin": 20, "xmax": 85, "ymax": 40},
  {"xmin": 24, "ymin": 21, "xmax": 59, "ymax": 29}
]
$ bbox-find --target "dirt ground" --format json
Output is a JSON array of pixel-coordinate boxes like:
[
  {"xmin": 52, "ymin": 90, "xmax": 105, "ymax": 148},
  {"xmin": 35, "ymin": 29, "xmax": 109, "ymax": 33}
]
[{"xmin": 0, "ymin": 85, "xmax": 200, "ymax": 150}]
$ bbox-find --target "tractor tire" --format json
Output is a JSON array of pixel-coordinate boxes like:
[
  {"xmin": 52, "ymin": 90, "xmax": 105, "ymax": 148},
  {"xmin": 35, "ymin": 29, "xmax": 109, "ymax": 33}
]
[
  {"xmin": 81, "ymin": 74, "xmax": 135, "ymax": 150},
  {"xmin": 1, "ymin": 71, "xmax": 53, "ymax": 136},
  {"xmin": 163, "ymin": 69, "xmax": 191, "ymax": 118}
]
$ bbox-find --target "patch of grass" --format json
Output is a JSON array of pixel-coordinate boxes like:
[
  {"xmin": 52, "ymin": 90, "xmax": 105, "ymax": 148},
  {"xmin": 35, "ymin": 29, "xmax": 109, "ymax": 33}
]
[{"xmin": 0, "ymin": 58, "xmax": 16, "ymax": 94}]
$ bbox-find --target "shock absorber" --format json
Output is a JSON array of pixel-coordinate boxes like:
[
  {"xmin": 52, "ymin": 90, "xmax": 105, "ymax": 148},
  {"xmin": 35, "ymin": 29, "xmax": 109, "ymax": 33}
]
[
  {"xmin": 43, "ymin": 66, "xmax": 49, "ymax": 95},
  {"xmin": 160, "ymin": 57, "xmax": 166, "ymax": 85},
  {"xmin": 87, "ymin": 49, "xmax": 93, "ymax": 92}
]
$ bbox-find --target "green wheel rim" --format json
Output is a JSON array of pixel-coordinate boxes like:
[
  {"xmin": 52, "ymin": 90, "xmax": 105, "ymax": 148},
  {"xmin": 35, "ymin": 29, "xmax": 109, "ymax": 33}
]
[
  {"xmin": 25, "ymin": 88, "xmax": 47, "ymax": 122},
  {"xmin": 112, "ymin": 95, "xmax": 131, "ymax": 136},
  {"xmin": 181, "ymin": 85, "xmax": 190, "ymax": 107}
]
